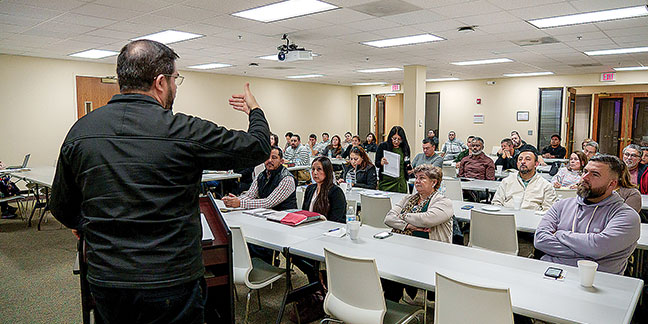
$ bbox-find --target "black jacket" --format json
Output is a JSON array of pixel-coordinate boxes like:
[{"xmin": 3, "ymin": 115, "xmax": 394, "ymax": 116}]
[
  {"xmin": 341, "ymin": 164, "xmax": 377, "ymax": 189},
  {"xmin": 495, "ymin": 154, "xmax": 517, "ymax": 170},
  {"xmin": 301, "ymin": 184, "xmax": 347, "ymax": 223},
  {"xmin": 362, "ymin": 142, "xmax": 377, "ymax": 152},
  {"xmin": 51, "ymin": 94, "xmax": 270, "ymax": 289}
]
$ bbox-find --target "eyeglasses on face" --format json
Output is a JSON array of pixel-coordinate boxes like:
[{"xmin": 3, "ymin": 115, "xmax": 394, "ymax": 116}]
[{"xmin": 161, "ymin": 73, "xmax": 184, "ymax": 86}]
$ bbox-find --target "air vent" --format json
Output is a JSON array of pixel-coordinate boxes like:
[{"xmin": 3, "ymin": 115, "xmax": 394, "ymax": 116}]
[
  {"xmin": 568, "ymin": 63, "xmax": 603, "ymax": 68},
  {"xmin": 349, "ymin": 0, "xmax": 421, "ymax": 17},
  {"xmin": 513, "ymin": 37, "xmax": 560, "ymax": 46}
]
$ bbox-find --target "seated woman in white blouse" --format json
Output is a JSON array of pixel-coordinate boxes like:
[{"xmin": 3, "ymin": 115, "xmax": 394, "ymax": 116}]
[{"xmin": 552, "ymin": 151, "xmax": 587, "ymax": 189}]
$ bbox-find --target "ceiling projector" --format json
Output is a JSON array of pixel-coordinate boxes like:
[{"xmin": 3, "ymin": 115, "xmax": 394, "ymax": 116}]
[{"xmin": 277, "ymin": 34, "xmax": 313, "ymax": 62}]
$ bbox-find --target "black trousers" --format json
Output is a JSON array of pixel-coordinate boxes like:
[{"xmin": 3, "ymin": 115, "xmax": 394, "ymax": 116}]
[{"xmin": 89, "ymin": 278, "xmax": 207, "ymax": 324}]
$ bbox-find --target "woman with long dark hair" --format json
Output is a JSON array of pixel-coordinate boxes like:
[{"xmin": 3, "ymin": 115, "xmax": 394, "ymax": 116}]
[
  {"xmin": 362, "ymin": 132, "xmax": 377, "ymax": 152},
  {"xmin": 302, "ymin": 156, "xmax": 347, "ymax": 222},
  {"xmin": 321, "ymin": 135, "xmax": 344, "ymax": 158},
  {"xmin": 338, "ymin": 146, "xmax": 377, "ymax": 189},
  {"xmin": 375, "ymin": 126, "xmax": 411, "ymax": 193}
]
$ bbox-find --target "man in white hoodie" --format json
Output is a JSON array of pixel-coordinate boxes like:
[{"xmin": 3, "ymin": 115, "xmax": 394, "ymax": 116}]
[
  {"xmin": 492, "ymin": 149, "xmax": 557, "ymax": 211},
  {"xmin": 534, "ymin": 155, "xmax": 640, "ymax": 274}
]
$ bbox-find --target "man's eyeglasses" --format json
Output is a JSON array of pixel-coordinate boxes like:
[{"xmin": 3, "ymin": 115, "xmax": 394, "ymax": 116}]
[
  {"xmin": 623, "ymin": 152, "xmax": 640, "ymax": 158},
  {"xmin": 162, "ymin": 74, "xmax": 184, "ymax": 86}
]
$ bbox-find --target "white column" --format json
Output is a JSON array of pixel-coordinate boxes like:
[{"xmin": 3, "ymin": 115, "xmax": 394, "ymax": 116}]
[{"xmin": 403, "ymin": 65, "xmax": 426, "ymax": 155}]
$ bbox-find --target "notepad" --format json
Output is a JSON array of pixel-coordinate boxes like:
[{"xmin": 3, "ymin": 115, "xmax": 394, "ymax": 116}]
[
  {"xmin": 281, "ymin": 210, "xmax": 324, "ymax": 226},
  {"xmin": 200, "ymin": 213, "xmax": 214, "ymax": 243}
]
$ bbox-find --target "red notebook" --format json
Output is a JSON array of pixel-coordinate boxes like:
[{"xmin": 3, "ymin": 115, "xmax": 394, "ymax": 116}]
[{"xmin": 280, "ymin": 210, "xmax": 323, "ymax": 226}]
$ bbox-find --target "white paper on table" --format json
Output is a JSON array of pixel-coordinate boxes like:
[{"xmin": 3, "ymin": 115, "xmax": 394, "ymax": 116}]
[
  {"xmin": 383, "ymin": 150, "xmax": 400, "ymax": 178},
  {"xmin": 200, "ymin": 213, "xmax": 215, "ymax": 242}
]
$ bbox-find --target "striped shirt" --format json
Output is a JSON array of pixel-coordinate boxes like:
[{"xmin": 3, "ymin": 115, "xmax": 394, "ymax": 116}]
[
  {"xmin": 239, "ymin": 174, "xmax": 296, "ymax": 209},
  {"xmin": 441, "ymin": 139, "xmax": 466, "ymax": 155},
  {"xmin": 285, "ymin": 144, "xmax": 311, "ymax": 166}
]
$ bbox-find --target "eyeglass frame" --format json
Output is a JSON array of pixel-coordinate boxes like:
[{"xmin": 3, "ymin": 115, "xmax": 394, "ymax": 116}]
[
  {"xmin": 160, "ymin": 73, "xmax": 184, "ymax": 86},
  {"xmin": 623, "ymin": 152, "xmax": 640, "ymax": 159}
]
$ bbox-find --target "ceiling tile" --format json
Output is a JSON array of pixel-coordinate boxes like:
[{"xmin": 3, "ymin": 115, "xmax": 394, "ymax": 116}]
[
  {"xmin": 7, "ymin": 0, "xmax": 87, "ymax": 11},
  {"xmin": 155, "ymin": 5, "xmax": 220, "ymax": 21},
  {"xmin": 432, "ymin": 0, "xmax": 503, "ymax": 18},
  {"xmin": 381, "ymin": 9, "xmax": 446, "ymax": 25},
  {"xmin": 0, "ymin": 2, "xmax": 63, "ymax": 20},
  {"xmin": 508, "ymin": 2, "xmax": 578, "ymax": 20},
  {"xmin": 53, "ymin": 13, "xmax": 118, "ymax": 28},
  {"xmin": 72, "ymin": 3, "xmax": 145, "ymax": 21},
  {"xmin": 92, "ymin": 0, "xmax": 174, "ymax": 12},
  {"xmin": 568, "ymin": 0, "xmax": 647, "ymax": 12}
]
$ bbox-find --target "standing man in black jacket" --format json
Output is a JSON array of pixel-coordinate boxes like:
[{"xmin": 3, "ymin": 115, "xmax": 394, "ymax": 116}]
[{"xmin": 50, "ymin": 39, "xmax": 270, "ymax": 324}]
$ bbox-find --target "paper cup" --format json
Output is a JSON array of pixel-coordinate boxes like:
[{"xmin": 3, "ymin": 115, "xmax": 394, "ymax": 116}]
[
  {"xmin": 578, "ymin": 260, "xmax": 598, "ymax": 287},
  {"xmin": 348, "ymin": 220, "xmax": 361, "ymax": 240},
  {"xmin": 496, "ymin": 165, "xmax": 503, "ymax": 173},
  {"xmin": 339, "ymin": 182, "xmax": 347, "ymax": 192},
  {"xmin": 512, "ymin": 197, "xmax": 522, "ymax": 210}
]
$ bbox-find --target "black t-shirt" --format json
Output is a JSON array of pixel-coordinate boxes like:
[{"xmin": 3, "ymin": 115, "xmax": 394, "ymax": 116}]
[{"xmin": 541, "ymin": 145, "xmax": 566, "ymax": 158}]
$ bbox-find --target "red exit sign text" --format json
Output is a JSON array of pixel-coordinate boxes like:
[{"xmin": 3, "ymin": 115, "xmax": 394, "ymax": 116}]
[{"xmin": 600, "ymin": 72, "xmax": 615, "ymax": 82}]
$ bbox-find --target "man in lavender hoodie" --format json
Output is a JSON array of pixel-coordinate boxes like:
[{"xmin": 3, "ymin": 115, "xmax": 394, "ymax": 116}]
[{"xmin": 534, "ymin": 155, "xmax": 640, "ymax": 275}]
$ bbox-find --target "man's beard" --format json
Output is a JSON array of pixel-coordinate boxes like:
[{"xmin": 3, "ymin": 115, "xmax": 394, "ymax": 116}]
[
  {"xmin": 165, "ymin": 89, "xmax": 174, "ymax": 110},
  {"xmin": 577, "ymin": 181, "xmax": 606, "ymax": 199},
  {"xmin": 470, "ymin": 149, "xmax": 482, "ymax": 156},
  {"xmin": 519, "ymin": 165, "xmax": 532, "ymax": 175}
]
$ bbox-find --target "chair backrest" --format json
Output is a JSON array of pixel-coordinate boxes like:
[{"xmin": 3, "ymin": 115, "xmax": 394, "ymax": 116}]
[
  {"xmin": 359, "ymin": 194, "xmax": 391, "ymax": 228},
  {"xmin": 555, "ymin": 188, "xmax": 577, "ymax": 200},
  {"xmin": 442, "ymin": 165, "xmax": 457, "ymax": 178},
  {"xmin": 230, "ymin": 226, "xmax": 253, "ymax": 285},
  {"xmin": 296, "ymin": 189, "xmax": 305, "ymax": 209},
  {"xmin": 252, "ymin": 163, "xmax": 265, "ymax": 179},
  {"xmin": 324, "ymin": 248, "xmax": 386, "ymax": 324},
  {"xmin": 434, "ymin": 272, "xmax": 514, "ymax": 324},
  {"xmin": 367, "ymin": 152, "xmax": 376, "ymax": 164},
  {"xmin": 469, "ymin": 210, "xmax": 518, "ymax": 255},
  {"xmin": 443, "ymin": 179, "xmax": 463, "ymax": 201}
]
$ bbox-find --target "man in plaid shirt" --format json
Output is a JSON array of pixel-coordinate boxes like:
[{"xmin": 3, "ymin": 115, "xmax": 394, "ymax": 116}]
[
  {"xmin": 222, "ymin": 146, "xmax": 297, "ymax": 210},
  {"xmin": 441, "ymin": 131, "xmax": 467, "ymax": 161}
]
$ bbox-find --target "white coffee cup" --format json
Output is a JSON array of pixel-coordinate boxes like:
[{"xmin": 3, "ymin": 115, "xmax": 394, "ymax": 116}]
[
  {"xmin": 512, "ymin": 196, "xmax": 522, "ymax": 210},
  {"xmin": 496, "ymin": 165, "xmax": 503, "ymax": 173},
  {"xmin": 348, "ymin": 220, "xmax": 361, "ymax": 240},
  {"xmin": 578, "ymin": 260, "xmax": 598, "ymax": 287},
  {"xmin": 339, "ymin": 182, "xmax": 347, "ymax": 192}
]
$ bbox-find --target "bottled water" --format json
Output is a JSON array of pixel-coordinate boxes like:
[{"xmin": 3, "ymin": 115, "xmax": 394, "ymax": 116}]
[
  {"xmin": 346, "ymin": 205, "xmax": 356, "ymax": 232},
  {"xmin": 345, "ymin": 179, "xmax": 352, "ymax": 192}
]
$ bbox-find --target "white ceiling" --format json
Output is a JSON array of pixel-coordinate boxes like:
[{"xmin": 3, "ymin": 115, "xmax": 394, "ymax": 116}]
[{"xmin": 1, "ymin": 0, "xmax": 647, "ymax": 85}]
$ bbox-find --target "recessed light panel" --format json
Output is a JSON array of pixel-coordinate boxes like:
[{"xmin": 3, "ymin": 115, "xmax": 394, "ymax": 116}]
[
  {"xmin": 451, "ymin": 58, "xmax": 513, "ymax": 66},
  {"xmin": 426, "ymin": 77, "xmax": 460, "ymax": 82},
  {"xmin": 352, "ymin": 82, "xmax": 388, "ymax": 86},
  {"xmin": 357, "ymin": 68, "xmax": 403, "ymax": 73},
  {"xmin": 503, "ymin": 72, "xmax": 554, "ymax": 77},
  {"xmin": 362, "ymin": 34, "xmax": 444, "ymax": 48},
  {"xmin": 613, "ymin": 66, "xmax": 648, "ymax": 71},
  {"xmin": 585, "ymin": 47, "xmax": 648, "ymax": 56},
  {"xmin": 286, "ymin": 74, "xmax": 324, "ymax": 79},
  {"xmin": 69, "ymin": 49, "xmax": 119, "ymax": 59},
  {"xmin": 132, "ymin": 30, "xmax": 204, "ymax": 44},
  {"xmin": 187, "ymin": 63, "xmax": 232, "ymax": 69},
  {"xmin": 232, "ymin": 0, "xmax": 338, "ymax": 23},
  {"xmin": 528, "ymin": 5, "xmax": 648, "ymax": 28}
]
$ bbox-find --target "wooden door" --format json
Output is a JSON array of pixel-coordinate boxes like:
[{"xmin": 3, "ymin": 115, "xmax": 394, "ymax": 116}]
[
  {"xmin": 76, "ymin": 76, "xmax": 120, "ymax": 119},
  {"xmin": 593, "ymin": 92, "xmax": 648, "ymax": 157},
  {"xmin": 375, "ymin": 95, "xmax": 386, "ymax": 142},
  {"xmin": 565, "ymin": 87, "xmax": 576, "ymax": 154}
]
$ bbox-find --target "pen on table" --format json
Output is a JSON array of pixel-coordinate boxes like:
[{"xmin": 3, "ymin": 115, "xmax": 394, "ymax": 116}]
[{"xmin": 328, "ymin": 228, "xmax": 340, "ymax": 232}]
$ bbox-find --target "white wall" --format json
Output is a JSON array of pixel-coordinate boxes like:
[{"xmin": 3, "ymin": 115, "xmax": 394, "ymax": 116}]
[{"xmin": 0, "ymin": 54, "xmax": 353, "ymax": 167}]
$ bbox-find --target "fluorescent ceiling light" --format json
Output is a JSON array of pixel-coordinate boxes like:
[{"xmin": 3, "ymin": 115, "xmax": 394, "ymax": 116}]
[
  {"xmin": 286, "ymin": 74, "xmax": 324, "ymax": 79},
  {"xmin": 69, "ymin": 49, "xmax": 119, "ymax": 59},
  {"xmin": 426, "ymin": 77, "xmax": 460, "ymax": 82},
  {"xmin": 232, "ymin": 0, "xmax": 338, "ymax": 23},
  {"xmin": 258, "ymin": 53, "xmax": 320, "ymax": 61},
  {"xmin": 528, "ymin": 5, "xmax": 648, "ymax": 28},
  {"xmin": 132, "ymin": 30, "xmax": 203, "ymax": 44},
  {"xmin": 362, "ymin": 34, "xmax": 444, "ymax": 48},
  {"xmin": 187, "ymin": 63, "xmax": 232, "ymax": 69},
  {"xmin": 352, "ymin": 82, "xmax": 388, "ymax": 86},
  {"xmin": 451, "ymin": 58, "xmax": 513, "ymax": 66},
  {"xmin": 613, "ymin": 66, "xmax": 648, "ymax": 71},
  {"xmin": 585, "ymin": 46, "xmax": 648, "ymax": 56},
  {"xmin": 357, "ymin": 67, "xmax": 403, "ymax": 73},
  {"xmin": 503, "ymin": 72, "xmax": 554, "ymax": 77}
]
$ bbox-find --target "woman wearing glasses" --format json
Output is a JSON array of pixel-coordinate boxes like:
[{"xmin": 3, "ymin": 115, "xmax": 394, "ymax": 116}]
[{"xmin": 375, "ymin": 126, "xmax": 411, "ymax": 193}]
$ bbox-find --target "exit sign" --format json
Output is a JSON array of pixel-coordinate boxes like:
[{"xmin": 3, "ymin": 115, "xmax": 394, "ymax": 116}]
[
  {"xmin": 600, "ymin": 72, "xmax": 616, "ymax": 82},
  {"xmin": 391, "ymin": 84, "xmax": 401, "ymax": 91}
]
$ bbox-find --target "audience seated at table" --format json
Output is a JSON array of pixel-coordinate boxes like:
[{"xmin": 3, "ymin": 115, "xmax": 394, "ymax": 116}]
[
  {"xmin": 427, "ymin": 129, "xmax": 439, "ymax": 147},
  {"xmin": 495, "ymin": 138, "xmax": 518, "ymax": 170},
  {"xmin": 534, "ymin": 155, "xmax": 640, "ymax": 275},
  {"xmin": 623, "ymin": 144, "xmax": 643, "ymax": 186},
  {"xmin": 320, "ymin": 135, "xmax": 344, "ymax": 159},
  {"xmin": 583, "ymin": 140, "xmax": 599, "ymax": 159},
  {"xmin": 383, "ymin": 164, "xmax": 453, "ymax": 302},
  {"xmin": 222, "ymin": 146, "xmax": 297, "ymax": 211},
  {"xmin": 338, "ymin": 147, "xmax": 377, "ymax": 189},
  {"xmin": 453, "ymin": 135, "xmax": 475, "ymax": 163},
  {"xmin": 341, "ymin": 135, "xmax": 362, "ymax": 159},
  {"xmin": 615, "ymin": 163, "xmax": 642, "ymax": 214},
  {"xmin": 410, "ymin": 138, "xmax": 443, "ymax": 171},
  {"xmin": 362, "ymin": 132, "xmax": 377, "ymax": 153},
  {"xmin": 457, "ymin": 137, "xmax": 495, "ymax": 180},
  {"xmin": 376, "ymin": 126, "xmax": 411, "ymax": 193},
  {"xmin": 552, "ymin": 151, "xmax": 587, "ymax": 189},
  {"xmin": 541, "ymin": 134, "xmax": 567, "ymax": 159},
  {"xmin": 284, "ymin": 134, "xmax": 310, "ymax": 166},
  {"xmin": 297, "ymin": 157, "xmax": 347, "ymax": 282},
  {"xmin": 492, "ymin": 150, "xmax": 557, "ymax": 211},
  {"xmin": 440, "ymin": 130, "xmax": 466, "ymax": 161}
]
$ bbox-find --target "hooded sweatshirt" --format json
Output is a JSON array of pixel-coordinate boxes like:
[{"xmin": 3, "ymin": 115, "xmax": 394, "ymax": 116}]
[{"xmin": 534, "ymin": 192, "xmax": 640, "ymax": 274}]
